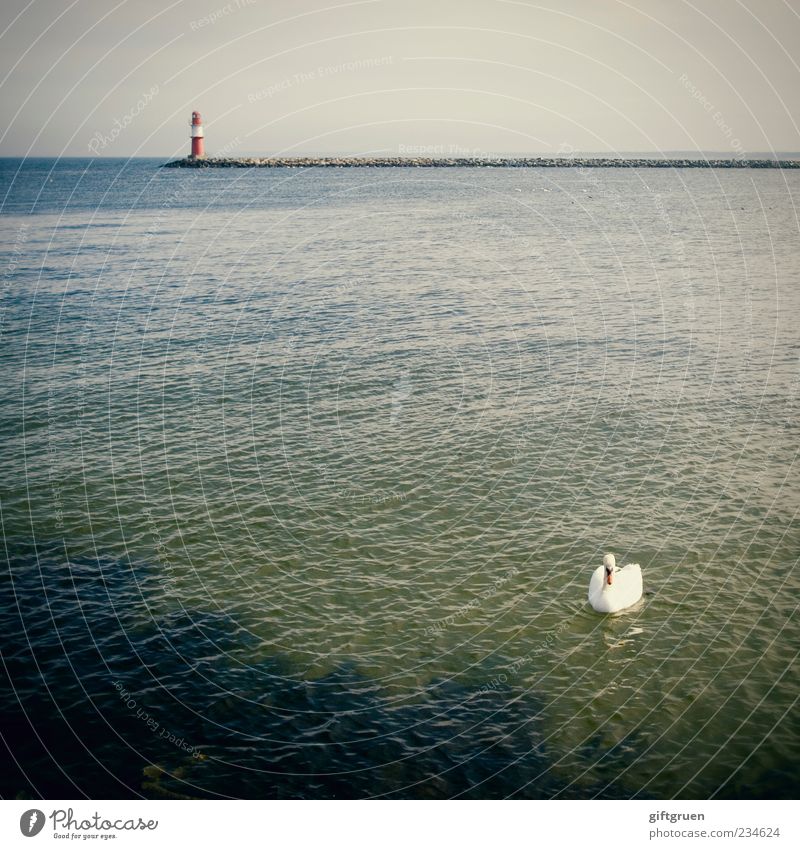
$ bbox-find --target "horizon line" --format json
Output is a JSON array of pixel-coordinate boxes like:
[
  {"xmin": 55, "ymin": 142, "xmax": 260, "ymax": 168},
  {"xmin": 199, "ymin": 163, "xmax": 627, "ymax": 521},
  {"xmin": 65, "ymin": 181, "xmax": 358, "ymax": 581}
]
[{"xmin": 2, "ymin": 150, "xmax": 800, "ymax": 160}]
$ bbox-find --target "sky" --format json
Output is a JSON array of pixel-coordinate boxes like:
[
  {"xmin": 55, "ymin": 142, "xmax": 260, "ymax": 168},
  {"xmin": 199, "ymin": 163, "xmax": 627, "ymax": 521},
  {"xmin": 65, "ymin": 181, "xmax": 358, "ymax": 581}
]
[{"xmin": 0, "ymin": 0, "xmax": 799, "ymax": 157}]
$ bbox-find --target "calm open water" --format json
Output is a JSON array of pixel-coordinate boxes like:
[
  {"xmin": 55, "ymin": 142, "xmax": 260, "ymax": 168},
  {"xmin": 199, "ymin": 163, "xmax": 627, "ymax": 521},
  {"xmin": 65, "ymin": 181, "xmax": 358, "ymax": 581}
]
[{"xmin": 1, "ymin": 157, "xmax": 798, "ymax": 799}]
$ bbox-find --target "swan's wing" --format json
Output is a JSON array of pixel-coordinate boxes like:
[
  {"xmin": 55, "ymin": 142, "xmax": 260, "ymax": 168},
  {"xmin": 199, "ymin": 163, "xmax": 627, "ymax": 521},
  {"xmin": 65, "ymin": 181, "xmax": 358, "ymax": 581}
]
[
  {"xmin": 621, "ymin": 564, "xmax": 643, "ymax": 598},
  {"xmin": 588, "ymin": 565, "xmax": 604, "ymax": 600}
]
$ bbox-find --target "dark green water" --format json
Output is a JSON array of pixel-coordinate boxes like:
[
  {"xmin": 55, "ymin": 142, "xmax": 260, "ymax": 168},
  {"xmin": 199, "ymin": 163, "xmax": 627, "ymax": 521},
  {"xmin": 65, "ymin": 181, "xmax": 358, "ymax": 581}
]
[{"xmin": 1, "ymin": 158, "xmax": 798, "ymax": 798}]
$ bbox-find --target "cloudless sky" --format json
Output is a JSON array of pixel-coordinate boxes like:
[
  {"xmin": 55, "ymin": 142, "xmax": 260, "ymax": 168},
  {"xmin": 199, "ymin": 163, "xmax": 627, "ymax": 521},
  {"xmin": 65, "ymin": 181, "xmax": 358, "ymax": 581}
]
[{"xmin": 1, "ymin": 0, "xmax": 799, "ymax": 157}]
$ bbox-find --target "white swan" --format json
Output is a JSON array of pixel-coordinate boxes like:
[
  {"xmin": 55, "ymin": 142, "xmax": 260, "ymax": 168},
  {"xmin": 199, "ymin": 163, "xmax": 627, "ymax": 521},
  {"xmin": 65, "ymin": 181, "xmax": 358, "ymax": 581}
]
[{"xmin": 588, "ymin": 553, "xmax": 643, "ymax": 613}]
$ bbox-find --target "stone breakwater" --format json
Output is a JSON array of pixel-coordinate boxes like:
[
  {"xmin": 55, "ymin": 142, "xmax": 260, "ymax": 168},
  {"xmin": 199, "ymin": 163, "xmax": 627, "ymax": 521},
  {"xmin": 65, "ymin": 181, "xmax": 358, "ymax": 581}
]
[{"xmin": 163, "ymin": 156, "xmax": 800, "ymax": 169}]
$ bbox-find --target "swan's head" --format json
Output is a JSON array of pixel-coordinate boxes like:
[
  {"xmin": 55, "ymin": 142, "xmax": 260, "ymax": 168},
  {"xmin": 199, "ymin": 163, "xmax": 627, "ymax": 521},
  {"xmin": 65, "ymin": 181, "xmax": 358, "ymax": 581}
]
[{"xmin": 603, "ymin": 553, "xmax": 616, "ymax": 585}]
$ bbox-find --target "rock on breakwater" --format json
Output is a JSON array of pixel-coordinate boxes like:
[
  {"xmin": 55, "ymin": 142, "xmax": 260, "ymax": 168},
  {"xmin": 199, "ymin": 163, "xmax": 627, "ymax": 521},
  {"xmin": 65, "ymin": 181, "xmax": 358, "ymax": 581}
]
[{"xmin": 163, "ymin": 156, "xmax": 800, "ymax": 169}]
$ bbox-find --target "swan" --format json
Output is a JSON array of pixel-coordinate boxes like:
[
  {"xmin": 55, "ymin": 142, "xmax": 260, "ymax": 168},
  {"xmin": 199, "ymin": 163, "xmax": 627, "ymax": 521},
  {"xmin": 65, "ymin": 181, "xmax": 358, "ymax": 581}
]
[{"xmin": 588, "ymin": 553, "xmax": 643, "ymax": 613}]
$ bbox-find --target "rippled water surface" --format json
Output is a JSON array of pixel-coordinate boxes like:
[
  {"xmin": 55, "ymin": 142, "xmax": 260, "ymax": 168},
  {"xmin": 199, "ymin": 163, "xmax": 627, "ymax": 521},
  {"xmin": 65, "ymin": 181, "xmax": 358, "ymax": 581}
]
[{"xmin": 1, "ymin": 158, "xmax": 798, "ymax": 799}]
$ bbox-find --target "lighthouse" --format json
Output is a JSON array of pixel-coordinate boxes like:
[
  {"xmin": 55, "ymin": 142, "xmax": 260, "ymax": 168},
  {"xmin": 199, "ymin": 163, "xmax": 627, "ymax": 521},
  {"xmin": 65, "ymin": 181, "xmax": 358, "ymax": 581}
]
[{"xmin": 190, "ymin": 111, "xmax": 205, "ymax": 159}]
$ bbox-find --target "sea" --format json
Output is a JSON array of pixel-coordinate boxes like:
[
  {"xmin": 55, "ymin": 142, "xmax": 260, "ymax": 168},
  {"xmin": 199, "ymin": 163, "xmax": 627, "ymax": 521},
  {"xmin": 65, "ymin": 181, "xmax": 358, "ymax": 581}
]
[{"xmin": 0, "ymin": 156, "xmax": 798, "ymax": 799}]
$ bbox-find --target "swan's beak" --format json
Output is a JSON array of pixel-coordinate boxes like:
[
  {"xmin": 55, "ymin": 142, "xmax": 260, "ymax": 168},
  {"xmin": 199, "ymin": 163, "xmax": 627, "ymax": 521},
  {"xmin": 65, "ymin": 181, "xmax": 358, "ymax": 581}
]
[{"xmin": 606, "ymin": 568, "xmax": 613, "ymax": 585}]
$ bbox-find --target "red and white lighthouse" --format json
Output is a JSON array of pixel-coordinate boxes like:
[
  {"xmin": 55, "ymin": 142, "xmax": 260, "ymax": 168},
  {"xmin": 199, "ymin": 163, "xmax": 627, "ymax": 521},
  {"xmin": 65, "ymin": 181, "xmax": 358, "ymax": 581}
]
[{"xmin": 190, "ymin": 111, "xmax": 205, "ymax": 159}]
